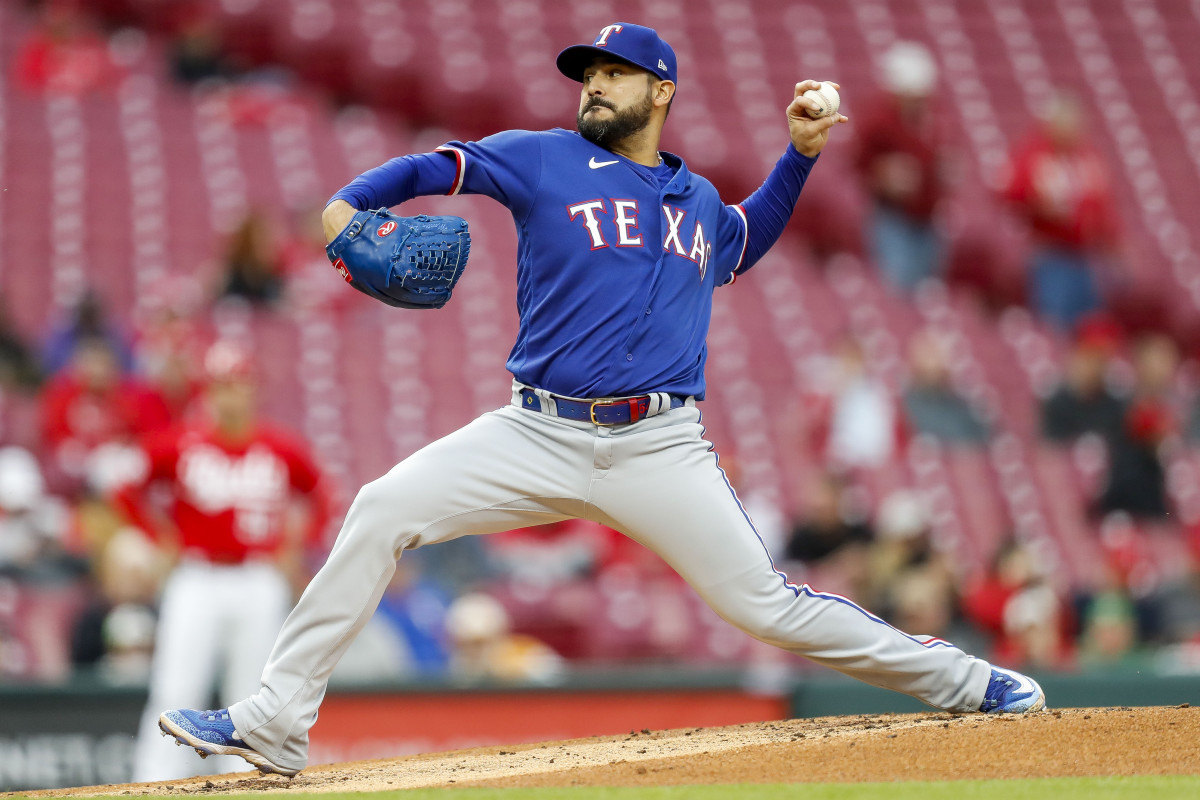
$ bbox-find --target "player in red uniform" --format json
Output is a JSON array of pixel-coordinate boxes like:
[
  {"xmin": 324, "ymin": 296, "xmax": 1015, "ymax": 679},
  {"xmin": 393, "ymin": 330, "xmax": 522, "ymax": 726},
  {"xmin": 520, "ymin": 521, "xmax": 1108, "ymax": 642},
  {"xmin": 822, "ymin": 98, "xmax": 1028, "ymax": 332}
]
[{"xmin": 114, "ymin": 341, "xmax": 332, "ymax": 781}]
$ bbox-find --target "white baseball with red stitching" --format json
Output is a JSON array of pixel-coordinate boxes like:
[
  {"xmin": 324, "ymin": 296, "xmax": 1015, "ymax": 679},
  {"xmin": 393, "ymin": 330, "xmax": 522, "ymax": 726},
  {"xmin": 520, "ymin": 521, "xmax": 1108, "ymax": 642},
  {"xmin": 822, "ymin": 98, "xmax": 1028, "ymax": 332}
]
[{"xmin": 803, "ymin": 81, "xmax": 840, "ymax": 118}]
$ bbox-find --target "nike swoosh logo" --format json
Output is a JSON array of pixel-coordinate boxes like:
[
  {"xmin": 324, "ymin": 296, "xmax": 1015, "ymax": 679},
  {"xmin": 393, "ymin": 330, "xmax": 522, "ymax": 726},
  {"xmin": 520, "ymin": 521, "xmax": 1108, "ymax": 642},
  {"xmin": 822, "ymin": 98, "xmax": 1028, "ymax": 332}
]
[{"xmin": 589, "ymin": 157, "xmax": 619, "ymax": 169}]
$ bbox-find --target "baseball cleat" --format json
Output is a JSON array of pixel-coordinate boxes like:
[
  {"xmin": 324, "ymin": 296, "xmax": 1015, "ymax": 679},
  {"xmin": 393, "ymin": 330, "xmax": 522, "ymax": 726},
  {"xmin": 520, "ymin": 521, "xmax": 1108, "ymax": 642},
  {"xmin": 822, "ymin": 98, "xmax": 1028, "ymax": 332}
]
[
  {"xmin": 979, "ymin": 666, "xmax": 1047, "ymax": 714},
  {"xmin": 158, "ymin": 708, "xmax": 299, "ymax": 777}
]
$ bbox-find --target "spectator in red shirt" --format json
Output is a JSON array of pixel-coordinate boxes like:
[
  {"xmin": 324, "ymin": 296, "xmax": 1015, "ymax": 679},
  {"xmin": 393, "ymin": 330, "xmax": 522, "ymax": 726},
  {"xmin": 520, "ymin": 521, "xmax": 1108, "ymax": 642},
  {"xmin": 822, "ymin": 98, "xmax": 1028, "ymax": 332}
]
[
  {"xmin": 115, "ymin": 341, "xmax": 332, "ymax": 782},
  {"xmin": 12, "ymin": 4, "xmax": 120, "ymax": 95},
  {"xmin": 962, "ymin": 539, "xmax": 1074, "ymax": 671},
  {"xmin": 40, "ymin": 335, "xmax": 171, "ymax": 497},
  {"xmin": 854, "ymin": 42, "xmax": 948, "ymax": 293},
  {"xmin": 1001, "ymin": 92, "xmax": 1121, "ymax": 332}
]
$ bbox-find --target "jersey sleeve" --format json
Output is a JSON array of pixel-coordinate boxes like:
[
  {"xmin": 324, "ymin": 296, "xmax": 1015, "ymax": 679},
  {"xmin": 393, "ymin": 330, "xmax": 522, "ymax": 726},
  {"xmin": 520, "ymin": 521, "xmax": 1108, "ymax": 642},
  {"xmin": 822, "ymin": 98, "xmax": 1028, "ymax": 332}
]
[
  {"xmin": 329, "ymin": 151, "xmax": 460, "ymax": 210},
  {"xmin": 714, "ymin": 145, "xmax": 818, "ymax": 287},
  {"xmin": 434, "ymin": 129, "xmax": 543, "ymax": 223},
  {"xmin": 710, "ymin": 204, "xmax": 751, "ymax": 287}
]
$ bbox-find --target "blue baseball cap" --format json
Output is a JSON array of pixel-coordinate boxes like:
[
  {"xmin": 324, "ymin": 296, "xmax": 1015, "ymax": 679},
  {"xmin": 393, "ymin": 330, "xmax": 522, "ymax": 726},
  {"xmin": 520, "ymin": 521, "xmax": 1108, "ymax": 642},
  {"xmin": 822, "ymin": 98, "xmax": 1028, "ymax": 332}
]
[{"xmin": 556, "ymin": 22, "xmax": 677, "ymax": 85}]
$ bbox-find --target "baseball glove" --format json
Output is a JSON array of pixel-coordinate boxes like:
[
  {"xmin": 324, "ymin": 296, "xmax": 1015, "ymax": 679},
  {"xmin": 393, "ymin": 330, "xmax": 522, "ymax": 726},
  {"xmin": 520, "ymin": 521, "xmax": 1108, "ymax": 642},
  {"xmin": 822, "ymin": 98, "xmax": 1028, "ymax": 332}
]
[{"xmin": 325, "ymin": 209, "xmax": 471, "ymax": 309}]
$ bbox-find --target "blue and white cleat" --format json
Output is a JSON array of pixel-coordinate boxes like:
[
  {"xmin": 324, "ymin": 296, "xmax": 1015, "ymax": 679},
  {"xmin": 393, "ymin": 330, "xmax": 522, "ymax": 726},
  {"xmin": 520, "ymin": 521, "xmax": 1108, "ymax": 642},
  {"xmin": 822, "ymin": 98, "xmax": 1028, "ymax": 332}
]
[
  {"xmin": 158, "ymin": 708, "xmax": 298, "ymax": 777},
  {"xmin": 979, "ymin": 666, "xmax": 1047, "ymax": 714}
]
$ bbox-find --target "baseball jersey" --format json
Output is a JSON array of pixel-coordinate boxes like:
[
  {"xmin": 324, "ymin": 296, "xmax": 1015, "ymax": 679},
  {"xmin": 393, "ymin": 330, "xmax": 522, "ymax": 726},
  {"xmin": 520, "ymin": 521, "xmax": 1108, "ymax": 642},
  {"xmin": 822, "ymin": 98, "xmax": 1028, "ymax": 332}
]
[
  {"xmin": 332, "ymin": 128, "xmax": 816, "ymax": 399},
  {"xmin": 115, "ymin": 425, "xmax": 331, "ymax": 563}
]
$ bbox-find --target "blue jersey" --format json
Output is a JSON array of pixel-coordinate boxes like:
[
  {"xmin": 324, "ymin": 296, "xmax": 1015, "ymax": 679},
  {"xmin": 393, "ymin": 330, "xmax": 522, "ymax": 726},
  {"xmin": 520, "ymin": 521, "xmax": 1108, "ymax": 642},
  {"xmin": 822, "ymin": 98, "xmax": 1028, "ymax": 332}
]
[{"xmin": 331, "ymin": 128, "xmax": 816, "ymax": 399}]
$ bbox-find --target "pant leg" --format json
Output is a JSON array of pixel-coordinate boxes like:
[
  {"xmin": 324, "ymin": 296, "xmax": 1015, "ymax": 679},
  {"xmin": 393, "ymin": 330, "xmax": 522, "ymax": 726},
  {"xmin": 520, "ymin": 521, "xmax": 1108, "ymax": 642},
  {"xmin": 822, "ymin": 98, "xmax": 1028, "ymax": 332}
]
[
  {"xmin": 133, "ymin": 564, "xmax": 226, "ymax": 782},
  {"xmin": 229, "ymin": 407, "xmax": 592, "ymax": 772},
  {"xmin": 586, "ymin": 407, "xmax": 992, "ymax": 712}
]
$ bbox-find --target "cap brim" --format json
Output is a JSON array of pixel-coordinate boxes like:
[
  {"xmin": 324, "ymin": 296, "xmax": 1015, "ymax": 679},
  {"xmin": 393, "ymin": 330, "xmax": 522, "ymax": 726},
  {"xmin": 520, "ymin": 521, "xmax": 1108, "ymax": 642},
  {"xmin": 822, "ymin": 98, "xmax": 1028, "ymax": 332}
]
[{"xmin": 555, "ymin": 45, "xmax": 656, "ymax": 82}]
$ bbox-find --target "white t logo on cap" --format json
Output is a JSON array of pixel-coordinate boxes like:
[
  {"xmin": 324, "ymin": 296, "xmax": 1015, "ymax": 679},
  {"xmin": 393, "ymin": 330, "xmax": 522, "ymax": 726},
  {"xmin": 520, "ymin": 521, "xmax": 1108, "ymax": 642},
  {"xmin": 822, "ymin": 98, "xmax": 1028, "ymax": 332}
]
[{"xmin": 595, "ymin": 24, "xmax": 623, "ymax": 46}]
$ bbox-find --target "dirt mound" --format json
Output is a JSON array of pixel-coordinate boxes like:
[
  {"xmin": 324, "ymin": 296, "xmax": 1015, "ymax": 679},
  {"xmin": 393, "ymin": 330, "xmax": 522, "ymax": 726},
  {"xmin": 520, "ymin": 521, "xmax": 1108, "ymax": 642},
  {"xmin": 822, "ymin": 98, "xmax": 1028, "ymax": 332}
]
[{"xmin": 12, "ymin": 706, "xmax": 1198, "ymax": 796}]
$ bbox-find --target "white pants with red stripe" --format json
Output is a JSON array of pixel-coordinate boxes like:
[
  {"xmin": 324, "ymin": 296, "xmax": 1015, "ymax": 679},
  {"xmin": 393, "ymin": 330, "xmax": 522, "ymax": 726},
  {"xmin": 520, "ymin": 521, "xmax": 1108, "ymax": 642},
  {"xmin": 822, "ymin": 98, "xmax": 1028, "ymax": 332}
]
[
  {"xmin": 230, "ymin": 389, "xmax": 993, "ymax": 773},
  {"xmin": 134, "ymin": 560, "xmax": 292, "ymax": 782}
]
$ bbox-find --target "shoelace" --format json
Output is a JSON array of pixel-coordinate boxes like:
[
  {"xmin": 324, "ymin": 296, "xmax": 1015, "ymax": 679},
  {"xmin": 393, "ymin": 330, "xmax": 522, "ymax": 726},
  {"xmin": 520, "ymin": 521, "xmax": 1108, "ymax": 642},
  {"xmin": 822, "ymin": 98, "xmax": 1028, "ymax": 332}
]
[
  {"xmin": 981, "ymin": 675, "xmax": 1016, "ymax": 710},
  {"xmin": 201, "ymin": 710, "xmax": 231, "ymax": 722}
]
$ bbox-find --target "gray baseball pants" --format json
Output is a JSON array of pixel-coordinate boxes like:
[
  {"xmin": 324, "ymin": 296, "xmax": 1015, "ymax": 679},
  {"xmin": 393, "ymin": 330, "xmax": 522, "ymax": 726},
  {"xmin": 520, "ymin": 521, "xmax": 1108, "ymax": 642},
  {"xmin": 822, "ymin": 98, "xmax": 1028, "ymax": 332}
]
[{"xmin": 229, "ymin": 385, "xmax": 992, "ymax": 772}]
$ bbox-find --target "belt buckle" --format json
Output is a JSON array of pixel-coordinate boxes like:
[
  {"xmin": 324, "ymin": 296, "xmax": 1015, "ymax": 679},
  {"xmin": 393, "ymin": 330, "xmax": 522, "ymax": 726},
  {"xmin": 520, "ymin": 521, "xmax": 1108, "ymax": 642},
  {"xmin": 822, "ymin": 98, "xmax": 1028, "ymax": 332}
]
[
  {"xmin": 589, "ymin": 397, "xmax": 645, "ymax": 426},
  {"xmin": 589, "ymin": 400, "xmax": 611, "ymax": 426}
]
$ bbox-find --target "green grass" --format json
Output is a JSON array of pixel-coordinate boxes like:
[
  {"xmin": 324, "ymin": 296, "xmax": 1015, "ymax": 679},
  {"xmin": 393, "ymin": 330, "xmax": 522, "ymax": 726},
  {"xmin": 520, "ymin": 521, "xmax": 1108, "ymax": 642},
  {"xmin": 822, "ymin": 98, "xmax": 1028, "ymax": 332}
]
[{"xmin": 147, "ymin": 776, "xmax": 1200, "ymax": 800}]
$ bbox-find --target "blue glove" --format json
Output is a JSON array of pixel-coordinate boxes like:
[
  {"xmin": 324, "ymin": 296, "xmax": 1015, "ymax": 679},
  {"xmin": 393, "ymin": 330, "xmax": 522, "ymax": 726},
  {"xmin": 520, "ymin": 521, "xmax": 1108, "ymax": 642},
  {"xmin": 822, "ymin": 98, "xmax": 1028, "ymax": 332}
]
[{"xmin": 326, "ymin": 209, "xmax": 471, "ymax": 309}]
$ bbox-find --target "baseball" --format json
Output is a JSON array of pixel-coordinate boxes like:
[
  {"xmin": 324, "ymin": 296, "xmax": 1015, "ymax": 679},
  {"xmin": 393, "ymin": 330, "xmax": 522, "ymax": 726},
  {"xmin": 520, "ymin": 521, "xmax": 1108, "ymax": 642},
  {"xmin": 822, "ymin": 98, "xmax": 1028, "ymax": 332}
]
[{"xmin": 803, "ymin": 81, "xmax": 841, "ymax": 118}]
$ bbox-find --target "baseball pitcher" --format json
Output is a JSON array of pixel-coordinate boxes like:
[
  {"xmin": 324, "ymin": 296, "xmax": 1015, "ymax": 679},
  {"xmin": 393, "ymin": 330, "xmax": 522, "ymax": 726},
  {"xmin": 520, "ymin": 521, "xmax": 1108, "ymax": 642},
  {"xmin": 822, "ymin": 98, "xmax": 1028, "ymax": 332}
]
[{"xmin": 159, "ymin": 22, "xmax": 1045, "ymax": 777}]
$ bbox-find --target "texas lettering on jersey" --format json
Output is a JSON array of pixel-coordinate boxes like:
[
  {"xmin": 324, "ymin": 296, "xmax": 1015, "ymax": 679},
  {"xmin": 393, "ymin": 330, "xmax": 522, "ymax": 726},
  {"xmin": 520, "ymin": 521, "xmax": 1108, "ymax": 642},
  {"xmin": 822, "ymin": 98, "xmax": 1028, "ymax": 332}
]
[
  {"xmin": 332, "ymin": 126, "xmax": 817, "ymax": 398},
  {"xmin": 567, "ymin": 200, "xmax": 713, "ymax": 279}
]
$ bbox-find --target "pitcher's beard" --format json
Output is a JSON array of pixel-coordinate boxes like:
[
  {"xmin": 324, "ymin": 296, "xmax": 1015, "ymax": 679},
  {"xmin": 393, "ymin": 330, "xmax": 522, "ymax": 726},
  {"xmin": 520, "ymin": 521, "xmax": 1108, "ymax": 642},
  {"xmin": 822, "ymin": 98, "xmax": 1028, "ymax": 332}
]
[{"xmin": 577, "ymin": 93, "xmax": 654, "ymax": 147}]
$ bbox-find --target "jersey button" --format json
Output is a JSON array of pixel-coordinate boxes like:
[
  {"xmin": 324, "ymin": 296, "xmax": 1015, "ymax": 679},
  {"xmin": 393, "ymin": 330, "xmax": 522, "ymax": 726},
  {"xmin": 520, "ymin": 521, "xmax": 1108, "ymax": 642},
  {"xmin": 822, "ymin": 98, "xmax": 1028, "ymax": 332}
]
[
  {"xmin": 645, "ymin": 308, "xmax": 652, "ymax": 315},
  {"xmin": 626, "ymin": 353, "xmax": 634, "ymax": 361}
]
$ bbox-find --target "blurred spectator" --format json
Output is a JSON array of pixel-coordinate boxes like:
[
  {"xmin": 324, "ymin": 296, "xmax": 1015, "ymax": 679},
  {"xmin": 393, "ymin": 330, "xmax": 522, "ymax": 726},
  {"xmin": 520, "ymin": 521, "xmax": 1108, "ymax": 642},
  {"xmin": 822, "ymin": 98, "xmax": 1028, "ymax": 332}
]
[
  {"xmin": 1185, "ymin": 398, "xmax": 1200, "ymax": 445},
  {"xmin": 901, "ymin": 330, "xmax": 989, "ymax": 444},
  {"xmin": 135, "ymin": 293, "xmax": 208, "ymax": 427},
  {"xmin": 865, "ymin": 489, "xmax": 987, "ymax": 652},
  {"xmin": 168, "ymin": 8, "xmax": 233, "ymax": 85},
  {"xmin": 362, "ymin": 557, "xmax": 452, "ymax": 671},
  {"xmin": 1095, "ymin": 512, "xmax": 1159, "ymax": 599},
  {"xmin": 412, "ymin": 534, "xmax": 499, "ymax": 597},
  {"xmin": 42, "ymin": 289, "xmax": 135, "ymax": 377},
  {"xmin": 0, "ymin": 446, "xmax": 75, "ymax": 580},
  {"xmin": 215, "ymin": 210, "xmax": 286, "ymax": 307},
  {"xmin": 1145, "ymin": 556, "xmax": 1200, "ymax": 649},
  {"xmin": 0, "ymin": 304, "xmax": 42, "ymax": 393},
  {"xmin": 69, "ymin": 528, "xmax": 164, "ymax": 684},
  {"xmin": 331, "ymin": 557, "xmax": 452, "ymax": 683},
  {"xmin": 1129, "ymin": 333, "xmax": 1183, "ymax": 404},
  {"xmin": 12, "ymin": 4, "xmax": 121, "ymax": 95},
  {"xmin": 854, "ymin": 42, "xmax": 948, "ymax": 293},
  {"xmin": 1096, "ymin": 335, "xmax": 1180, "ymax": 520},
  {"xmin": 1001, "ymin": 92, "xmax": 1121, "ymax": 332},
  {"xmin": 784, "ymin": 470, "xmax": 872, "ymax": 597},
  {"xmin": 1040, "ymin": 314, "xmax": 1127, "ymax": 443},
  {"xmin": 866, "ymin": 491, "xmax": 950, "ymax": 604},
  {"xmin": 802, "ymin": 336, "xmax": 902, "ymax": 471},
  {"xmin": 488, "ymin": 518, "xmax": 613, "ymax": 589},
  {"xmin": 445, "ymin": 592, "xmax": 564, "ymax": 685},
  {"xmin": 115, "ymin": 341, "xmax": 332, "ymax": 782},
  {"xmin": 963, "ymin": 539, "xmax": 1074, "ymax": 670},
  {"xmin": 40, "ymin": 335, "xmax": 171, "ymax": 497},
  {"xmin": 885, "ymin": 566, "xmax": 983, "ymax": 655},
  {"xmin": 1077, "ymin": 584, "xmax": 1143, "ymax": 670}
]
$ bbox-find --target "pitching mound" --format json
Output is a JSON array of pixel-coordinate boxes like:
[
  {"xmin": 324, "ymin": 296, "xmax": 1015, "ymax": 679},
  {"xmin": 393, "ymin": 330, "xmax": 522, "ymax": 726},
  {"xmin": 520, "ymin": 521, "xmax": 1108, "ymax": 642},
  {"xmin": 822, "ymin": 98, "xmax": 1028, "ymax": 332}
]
[{"xmin": 13, "ymin": 706, "xmax": 1198, "ymax": 796}]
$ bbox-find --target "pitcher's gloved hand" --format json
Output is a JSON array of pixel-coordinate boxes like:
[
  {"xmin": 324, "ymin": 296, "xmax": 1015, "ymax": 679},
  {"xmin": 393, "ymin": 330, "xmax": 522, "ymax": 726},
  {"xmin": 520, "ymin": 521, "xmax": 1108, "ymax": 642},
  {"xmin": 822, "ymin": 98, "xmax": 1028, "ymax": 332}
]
[{"xmin": 326, "ymin": 209, "xmax": 471, "ymax": 309}]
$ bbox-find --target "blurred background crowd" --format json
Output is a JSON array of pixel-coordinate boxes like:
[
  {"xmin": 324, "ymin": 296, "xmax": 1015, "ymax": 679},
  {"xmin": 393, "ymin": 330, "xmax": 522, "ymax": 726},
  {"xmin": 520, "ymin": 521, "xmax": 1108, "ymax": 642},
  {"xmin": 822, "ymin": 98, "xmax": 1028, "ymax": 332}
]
[{"xmin": 3, "ymin": 0, "xmax": 1200, "ymax": 702}]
